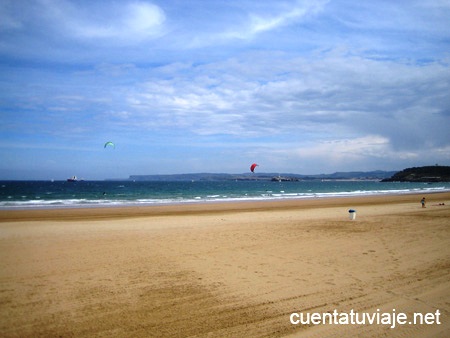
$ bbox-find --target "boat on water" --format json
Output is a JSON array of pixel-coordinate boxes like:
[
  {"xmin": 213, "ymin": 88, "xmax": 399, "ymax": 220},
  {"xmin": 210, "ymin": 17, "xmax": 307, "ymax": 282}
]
[{"xmin": 67, "ymin": 176, "xmax": 82, "ymax": 182}]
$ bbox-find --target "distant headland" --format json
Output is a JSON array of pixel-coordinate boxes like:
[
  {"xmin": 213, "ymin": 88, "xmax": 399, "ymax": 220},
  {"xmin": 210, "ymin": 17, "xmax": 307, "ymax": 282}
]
[
  {"xmin": 381, "ymin": 166, "xmax": 450, "ymax": 182},
  {"xmin": 107, "ymin": 167, "xmax": 450, "ymax": 183},
  {"xmin": 126, "ymin": 170, "xmax": 397, "ymax": 182}
]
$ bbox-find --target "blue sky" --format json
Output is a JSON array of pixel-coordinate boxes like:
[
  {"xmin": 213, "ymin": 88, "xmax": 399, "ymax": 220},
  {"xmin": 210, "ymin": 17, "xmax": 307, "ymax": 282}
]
[{"xmin": 1, "ymin": 0, "xmax": 449, "ymax": 180}]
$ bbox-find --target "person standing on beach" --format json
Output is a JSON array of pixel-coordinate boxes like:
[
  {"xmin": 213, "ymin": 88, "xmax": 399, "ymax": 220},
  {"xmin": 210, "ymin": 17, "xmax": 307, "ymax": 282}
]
[{"xmin": 421, "ymin": 197, "xmax": 426, "ymax": 208}]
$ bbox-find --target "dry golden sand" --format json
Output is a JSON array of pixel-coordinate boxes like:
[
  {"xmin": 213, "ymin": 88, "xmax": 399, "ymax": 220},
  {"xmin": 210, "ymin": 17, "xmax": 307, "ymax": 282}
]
[{"xmin": 0, "ymin": 192, "xmax": 449, "ymax": 337}]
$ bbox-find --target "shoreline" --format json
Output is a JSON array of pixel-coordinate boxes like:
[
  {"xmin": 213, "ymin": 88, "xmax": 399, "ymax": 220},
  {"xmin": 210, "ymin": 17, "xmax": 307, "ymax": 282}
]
[{"xmin": 1, "ymin": 191, "xmax": 449, "ymax": 222}]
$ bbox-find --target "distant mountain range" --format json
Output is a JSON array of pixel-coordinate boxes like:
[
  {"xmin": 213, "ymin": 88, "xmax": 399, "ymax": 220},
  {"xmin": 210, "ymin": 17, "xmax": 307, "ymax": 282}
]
[{"xmin": 127, "ymin": 170, "xmax": 398, "ymax": 182}]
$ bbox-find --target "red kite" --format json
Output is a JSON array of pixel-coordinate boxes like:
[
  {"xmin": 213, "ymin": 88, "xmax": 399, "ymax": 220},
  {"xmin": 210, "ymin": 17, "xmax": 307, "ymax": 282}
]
[{"xmin": 250, "ymin": 163, "xmax": 258, "ymax": 173}]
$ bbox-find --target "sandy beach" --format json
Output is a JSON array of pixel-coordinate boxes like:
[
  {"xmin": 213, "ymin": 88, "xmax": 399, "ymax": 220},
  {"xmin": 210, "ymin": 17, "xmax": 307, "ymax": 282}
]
[{"xmin": 1, "ymin": 192, "xmax": 449, "ymax": 337}]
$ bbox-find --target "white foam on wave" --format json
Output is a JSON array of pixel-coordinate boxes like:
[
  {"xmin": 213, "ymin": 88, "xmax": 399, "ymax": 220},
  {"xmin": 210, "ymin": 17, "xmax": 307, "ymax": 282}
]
[{"xmin": 1, "ymin": 186, "xmax": 449, "ymax": 210}]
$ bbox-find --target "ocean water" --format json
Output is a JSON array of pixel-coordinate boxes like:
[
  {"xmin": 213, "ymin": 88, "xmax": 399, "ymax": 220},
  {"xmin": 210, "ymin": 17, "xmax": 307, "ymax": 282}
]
[{"xmin": 1, "ymin": 180, "xmax": 449, "ymax": 209}]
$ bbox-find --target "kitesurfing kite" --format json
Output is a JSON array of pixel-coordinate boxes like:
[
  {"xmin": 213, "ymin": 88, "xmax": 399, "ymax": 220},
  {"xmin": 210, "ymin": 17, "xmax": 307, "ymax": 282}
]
[
  {"xmin": 250, "ymin": 163, "xmax": 258, "ymax": 173},
  {"xmin": 104, "ymin": 141, "xmax": 115, "ymax": 149}
]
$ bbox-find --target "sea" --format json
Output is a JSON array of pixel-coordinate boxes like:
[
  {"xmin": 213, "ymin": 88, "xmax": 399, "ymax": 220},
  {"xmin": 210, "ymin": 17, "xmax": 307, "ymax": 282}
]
[{"xmin": 1, "ymin": 180, "xmax": 449, "ymax": 210}]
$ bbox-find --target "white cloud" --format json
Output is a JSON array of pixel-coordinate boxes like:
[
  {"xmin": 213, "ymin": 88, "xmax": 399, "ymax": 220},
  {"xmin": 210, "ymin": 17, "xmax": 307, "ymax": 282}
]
[
  {"xmin": 250, "ymin": 135, "xmax": 425, "ymax": 173},
  {"xmin": 224, "ymin": 0, "xmax": 328, "ymax": 40},
  {"xmin": 249, "ymin": 5, "xmax": 310, "ymax": 34},
  {"xmin": 0, "ymin": 0, "xmax": 166, "ymax": 46},
  {"xmin": 71, "ymin": 2, "xmax": 165, "ymax": 41},
  {"xmin": 113, "ymin": 50, "xmax": 449, "ymax": 149},
  {"xmin": 304, "ymin": 135, "xmax": 391, "ymax": 158}
]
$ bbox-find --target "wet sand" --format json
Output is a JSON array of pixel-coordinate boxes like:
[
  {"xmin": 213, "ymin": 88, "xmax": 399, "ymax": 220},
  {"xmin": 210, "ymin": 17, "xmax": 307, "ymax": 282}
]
[{"xmin": 1, "ymin": 192, "xmax": 449, "ymax": 337}]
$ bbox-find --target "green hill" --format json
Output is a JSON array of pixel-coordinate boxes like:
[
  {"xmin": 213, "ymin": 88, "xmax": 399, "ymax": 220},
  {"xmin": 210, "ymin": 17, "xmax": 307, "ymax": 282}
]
[{"xmin": 381, "ymin": 166, "xmax": 450, "ymax": 182}]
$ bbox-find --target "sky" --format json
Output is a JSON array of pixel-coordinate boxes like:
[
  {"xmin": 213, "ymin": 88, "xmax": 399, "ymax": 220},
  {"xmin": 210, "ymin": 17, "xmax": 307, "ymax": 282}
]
[{"xmin": 1, "ymin": 0, "xmax": 449, "ymax": 180}]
